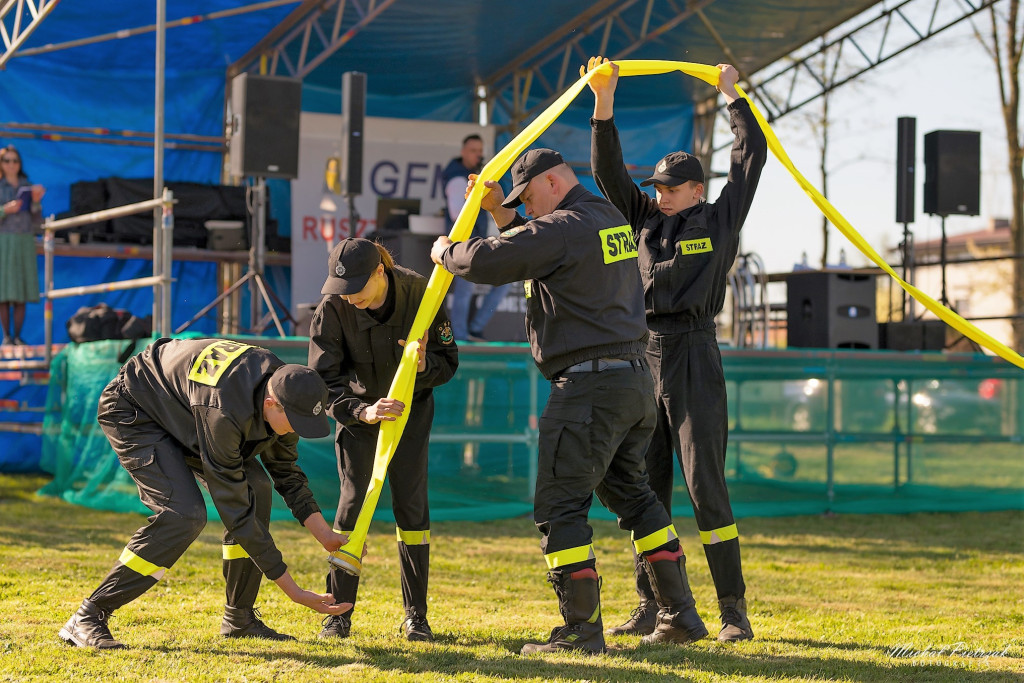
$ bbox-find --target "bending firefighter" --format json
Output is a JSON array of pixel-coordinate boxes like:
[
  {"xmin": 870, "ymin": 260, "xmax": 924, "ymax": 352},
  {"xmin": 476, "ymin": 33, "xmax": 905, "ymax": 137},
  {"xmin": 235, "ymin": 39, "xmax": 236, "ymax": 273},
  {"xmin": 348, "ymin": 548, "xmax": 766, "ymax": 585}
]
[
  {"xmin": 586, "ymin": 57, "xmax": 767, "ymax": 641},
  {"xmin": 308, "ymin": 238, "xmax": 458, "ymax": 642},
  {"xmin": 431, "ymin": 148, "xmax": 707, "ymax": 654},
  {"xmin": 60, "ymin": 338, "xmax": 351, "ymax": 650}
]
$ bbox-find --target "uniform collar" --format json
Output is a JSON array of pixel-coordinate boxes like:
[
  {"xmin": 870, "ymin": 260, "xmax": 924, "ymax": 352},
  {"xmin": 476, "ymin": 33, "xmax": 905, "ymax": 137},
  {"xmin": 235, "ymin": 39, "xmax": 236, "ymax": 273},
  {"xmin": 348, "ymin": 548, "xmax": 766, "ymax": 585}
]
[{"xmin": 554, "ymin": 184, "xmax": 589, "ymax": 212}]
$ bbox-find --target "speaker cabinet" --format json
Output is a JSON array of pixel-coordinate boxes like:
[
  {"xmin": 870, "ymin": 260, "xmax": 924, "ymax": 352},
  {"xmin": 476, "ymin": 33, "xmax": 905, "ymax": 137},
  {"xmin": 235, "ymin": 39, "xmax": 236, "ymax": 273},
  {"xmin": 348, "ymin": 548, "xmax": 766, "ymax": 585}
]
[
  {"xmin": 923, "ymin": 130, "xmax": 980, "ymax": 216},
  {"xmin": 786, "ymin": 272, "xmax": 878, "ymax": 349},
  {"xmin": 341, "ymin": 71, "xmax": 366, "ymax": 196},
  {"xmin": 228, "ymin": 73, "xmax": 301, "ymax": 179},
  {"xmin": 896, "ymin": 117, "xmax": 915, "ymax": 224},
  {"xmin": 878, "ymin": 320, "xmax": 946, "ymax": 351}
]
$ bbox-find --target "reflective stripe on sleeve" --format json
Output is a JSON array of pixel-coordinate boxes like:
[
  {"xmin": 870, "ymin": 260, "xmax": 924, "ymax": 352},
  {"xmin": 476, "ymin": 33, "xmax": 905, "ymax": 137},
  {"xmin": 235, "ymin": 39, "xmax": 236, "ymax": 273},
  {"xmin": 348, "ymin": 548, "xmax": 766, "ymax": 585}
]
[
  {"xmin": 699, "ymin": 524, "xmax": 739, "ymax": 545},
  {"xmin": 632, "ymin": 525, "xmax": 679, "ymax": 553},
  {"xmin": 222, "ymin": 544, "xmax": 249, "ymax": 560},
  {"xmin": 118, "ymin": 547, "xmax": 167, "ymax": 580},
  {"xmin": 396, "ymin": 527, "xmax": 431, "ymax": 545},
  {"xmin": 543, "ymin": 544, "xmax": 596, "ymax": 569}
]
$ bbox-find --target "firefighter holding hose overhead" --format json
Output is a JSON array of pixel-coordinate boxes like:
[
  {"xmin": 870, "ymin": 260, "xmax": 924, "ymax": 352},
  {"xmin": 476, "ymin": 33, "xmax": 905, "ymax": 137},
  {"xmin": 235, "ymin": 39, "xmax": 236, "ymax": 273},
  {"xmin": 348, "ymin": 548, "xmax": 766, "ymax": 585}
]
[{"xmin": 585, "ymin": 56, "xmax": 767, "ymax": 642}]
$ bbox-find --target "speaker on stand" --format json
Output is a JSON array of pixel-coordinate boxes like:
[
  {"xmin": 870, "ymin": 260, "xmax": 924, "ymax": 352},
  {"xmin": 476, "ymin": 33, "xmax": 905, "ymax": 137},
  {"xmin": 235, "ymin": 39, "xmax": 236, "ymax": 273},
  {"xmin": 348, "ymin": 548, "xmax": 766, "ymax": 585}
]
[
  {"xmin": 178, "ymin": 73, "xmax": 302, "ymax": 336},
  {"xmin": 923, "ymin": 130, "xmax": 980, "ymax": 315},
  {"xmin": 895, "ymin": 117, "xmax": 916, "ymax": 322},
  {"xmin": 341, "ymin": 72, "xmax": 366, "ymax": 237}
]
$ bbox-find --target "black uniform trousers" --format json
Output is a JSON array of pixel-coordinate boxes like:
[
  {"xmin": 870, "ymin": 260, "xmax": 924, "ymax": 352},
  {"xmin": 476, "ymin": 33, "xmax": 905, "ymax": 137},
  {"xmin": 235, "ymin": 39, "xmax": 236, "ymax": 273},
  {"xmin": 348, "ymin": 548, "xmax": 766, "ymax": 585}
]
[
  {"xmin": 642, "ymin": 328, "xmax": 745, "ymax": 601},
  {"xmin": 534, "ymin": 362, "xmax": 675, "ymax": 575},
  {"xmin": 328, "ymin": 397, "xmax": 433, "ymax": 619},
  {"xmin": 89, "ymin": 381, "xmax": 270, "ymax": 614}
]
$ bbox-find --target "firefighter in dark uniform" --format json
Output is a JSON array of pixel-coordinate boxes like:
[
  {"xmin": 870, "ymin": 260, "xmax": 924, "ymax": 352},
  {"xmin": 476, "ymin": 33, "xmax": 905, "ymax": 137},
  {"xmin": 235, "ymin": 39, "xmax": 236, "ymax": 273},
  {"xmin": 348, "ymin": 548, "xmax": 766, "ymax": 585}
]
[
  {"xmin": 59, "ymin": 338, "xmax": 351, "ymax": 650},
  {"xmin": 308, "ymin": 238, "xmax": 458, "ymax": 642},
  {"xmin": 585, "ymin": 57, "xmax": 767, "ymax": 642},
  {"xmin": 430, "ymin": 148, "xmax": 708, "ymax": 654}
]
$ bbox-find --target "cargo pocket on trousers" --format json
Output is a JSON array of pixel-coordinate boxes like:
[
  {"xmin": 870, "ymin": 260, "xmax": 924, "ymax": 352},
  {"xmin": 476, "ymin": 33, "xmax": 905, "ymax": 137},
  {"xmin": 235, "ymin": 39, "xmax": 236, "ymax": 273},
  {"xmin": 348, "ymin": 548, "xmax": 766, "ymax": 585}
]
[
  {"xmin": 119, "ymin": 447, "xmax": 171, "ymax": 506},
  {"xmin": 539, "ymin": 402, "xmax": 594, "ymax": 480}
]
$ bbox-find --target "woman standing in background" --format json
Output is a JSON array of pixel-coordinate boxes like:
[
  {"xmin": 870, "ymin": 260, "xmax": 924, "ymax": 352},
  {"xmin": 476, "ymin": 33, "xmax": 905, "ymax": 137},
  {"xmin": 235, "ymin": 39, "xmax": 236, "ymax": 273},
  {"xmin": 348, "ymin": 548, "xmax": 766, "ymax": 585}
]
[{"xmin": 0, "ymin": 145, "xmax": 45, "ymax": 346}]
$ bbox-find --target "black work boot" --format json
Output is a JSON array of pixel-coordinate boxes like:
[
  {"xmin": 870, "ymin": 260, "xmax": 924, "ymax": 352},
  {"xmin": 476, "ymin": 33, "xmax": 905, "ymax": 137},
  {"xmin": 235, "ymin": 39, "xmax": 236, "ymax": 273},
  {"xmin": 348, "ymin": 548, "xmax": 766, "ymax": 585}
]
[
  {"xmin": 607, "ymin": 552, "xmax": 657, "ymax": 636},
  {"xmin": 606, "ymin": 600, "xmax": 658, "ymax": 636},
  {"xmin": 319, "ymin": 613, "xmax": 352, "ymax": 639},
  {"xmin": 640, "ymin": 549, "xmax": 708, "ymax": 646},
  {"xmin": 521, "ymin": 568, "xmax": 606, "ymax": 655},
  {"xmin": 401, "ymin": 612, "xmax": 434, "ymax": 642},
  {"xmin": 220, "ymin": 606, "xmax": 296, "ymax": 641},
  {"xmin": 58, "ymin": 598, "xmax": 126, "ymax": 650},
  {"xmin": 718, "ymin": 596, "xmax": 753, "ymax": 642}
]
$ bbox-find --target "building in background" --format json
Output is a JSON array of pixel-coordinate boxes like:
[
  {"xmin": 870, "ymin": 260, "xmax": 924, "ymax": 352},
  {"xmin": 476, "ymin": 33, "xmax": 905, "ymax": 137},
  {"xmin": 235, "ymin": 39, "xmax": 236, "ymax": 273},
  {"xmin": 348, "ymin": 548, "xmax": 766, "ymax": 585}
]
[{"xmin": 892, "ymin": 218, "xmax": 1014, "ymax": 350}]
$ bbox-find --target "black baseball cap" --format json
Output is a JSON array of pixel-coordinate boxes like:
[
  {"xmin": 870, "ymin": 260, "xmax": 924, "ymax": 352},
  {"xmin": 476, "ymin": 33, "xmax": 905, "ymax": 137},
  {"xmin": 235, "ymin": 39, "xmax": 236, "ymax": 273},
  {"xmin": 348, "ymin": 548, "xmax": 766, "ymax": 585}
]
[
  {"xmin": 501, "ymin": 148, "xmax": 566, "ymax": 209},
  {"xmin": 640, "ymin": 151, "xmax": 704, "ymax": 187},
  {"xmin": 269, "ymin": 364, "xmax": 330, "ymax": 439},
  {"xmin": 322, "ymin": 238, "xmax": 382, "ymax": 295}
]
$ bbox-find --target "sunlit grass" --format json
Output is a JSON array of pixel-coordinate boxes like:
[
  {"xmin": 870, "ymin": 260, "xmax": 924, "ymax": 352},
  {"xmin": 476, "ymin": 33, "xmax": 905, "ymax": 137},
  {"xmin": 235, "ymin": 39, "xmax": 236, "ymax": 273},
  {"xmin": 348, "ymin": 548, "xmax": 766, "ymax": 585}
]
[{"xmin": 1, "ymin": 473, "xmax": 1021, "ymax": 682}]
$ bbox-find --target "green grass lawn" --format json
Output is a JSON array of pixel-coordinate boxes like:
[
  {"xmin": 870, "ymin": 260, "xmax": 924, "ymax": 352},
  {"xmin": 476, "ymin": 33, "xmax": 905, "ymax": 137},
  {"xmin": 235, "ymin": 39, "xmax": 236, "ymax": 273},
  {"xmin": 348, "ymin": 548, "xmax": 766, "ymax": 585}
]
[{"xmin": 1, "ymin": 473, "xmax": 1022, "ymax": 682}]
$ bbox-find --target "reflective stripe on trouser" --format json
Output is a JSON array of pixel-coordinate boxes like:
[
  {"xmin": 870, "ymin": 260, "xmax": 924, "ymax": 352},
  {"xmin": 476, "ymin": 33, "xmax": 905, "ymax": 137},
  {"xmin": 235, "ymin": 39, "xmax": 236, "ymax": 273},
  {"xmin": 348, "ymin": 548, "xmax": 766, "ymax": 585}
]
[
  {"xmin": 644, "ymin": 330, "xmax": 746, "ymax": 600},
  {"xmin": 89, "ymin": 385, "xmax": 210, "ymax": 612},
  {"xmin": 221, "ymin": 460, "xmax": 272, "ymax": 610},
  {"xmin": 535, "ymin": 365, "xmax": 672, "ymax": 575},
  {"xmin": 328, "ymin": 398, "xmax": 433, "ymax": 614},
  {"xmin": 544, "ymin": 544, "xmax": 596, "ymax": 570}
]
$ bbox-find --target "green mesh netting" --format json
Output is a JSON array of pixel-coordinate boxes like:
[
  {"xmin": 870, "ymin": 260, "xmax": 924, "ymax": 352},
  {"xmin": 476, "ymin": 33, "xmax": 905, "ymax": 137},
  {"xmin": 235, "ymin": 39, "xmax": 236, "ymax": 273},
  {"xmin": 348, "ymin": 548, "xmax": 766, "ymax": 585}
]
[{"xmin": 39, "ymin": 338, "xmax": 1023, "ymax": 522}]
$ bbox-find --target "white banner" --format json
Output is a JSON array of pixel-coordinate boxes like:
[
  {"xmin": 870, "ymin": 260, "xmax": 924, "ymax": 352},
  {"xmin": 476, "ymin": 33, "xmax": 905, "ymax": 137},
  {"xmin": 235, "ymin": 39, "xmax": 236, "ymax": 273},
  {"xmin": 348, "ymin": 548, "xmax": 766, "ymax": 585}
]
[{"xmin": 290, "ymin": 113, "xmax": 495, "ymax": 312}]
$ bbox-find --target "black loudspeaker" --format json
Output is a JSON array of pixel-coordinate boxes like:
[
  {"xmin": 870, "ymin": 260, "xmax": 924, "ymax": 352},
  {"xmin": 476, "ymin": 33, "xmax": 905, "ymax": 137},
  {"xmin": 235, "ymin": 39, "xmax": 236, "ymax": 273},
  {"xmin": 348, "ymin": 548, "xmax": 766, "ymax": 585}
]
[
  {"xmin": 786, "ymin": 272, "xmax": 878, "ymax": 349},
  {"xmin": 879, "ymin": 320, "xmax": 946, "ymax": 351},
  {"xmin": 896, "ymin": 117, "xmax": 915, "ymax": 224},
  {"xmin": 229, "ymin": 73, "xmax": 301, "ymax": 179},
  {"xmin": 923, "ymin": 130, "xmax": 980, "ymax": 216},
  {"xmin": 341, "ymin": 71, "xmax": 366, "ymax": 196}
]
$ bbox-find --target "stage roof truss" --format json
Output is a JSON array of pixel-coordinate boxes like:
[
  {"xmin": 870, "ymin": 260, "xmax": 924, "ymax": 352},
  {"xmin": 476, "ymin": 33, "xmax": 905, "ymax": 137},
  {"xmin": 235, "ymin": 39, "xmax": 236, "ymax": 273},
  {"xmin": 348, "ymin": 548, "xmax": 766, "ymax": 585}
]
[
  {"xmin": 13, "ymin": 0, "xmax": 298, "ymax": 62},
  {"xmin": 231, "ymin": 0, "xmax": 398, "ymax": 80},
  {"xmin": 0, "ymin": 0, "xmax": 60, "ymax": 69},
  {"xmin": 485, "ymin": 0, "xmax": 720, "ymax": 133},
  {"xmin": 708, "ymin": 0, "xmax": 999, "ymax": 152}
]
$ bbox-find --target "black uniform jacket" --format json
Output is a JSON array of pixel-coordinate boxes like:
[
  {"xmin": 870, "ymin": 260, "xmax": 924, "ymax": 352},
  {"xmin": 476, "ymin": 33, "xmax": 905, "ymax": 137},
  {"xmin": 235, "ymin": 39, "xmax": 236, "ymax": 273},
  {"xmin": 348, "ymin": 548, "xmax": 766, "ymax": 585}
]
[
  {"xmin": 440, "ymin": 184, "xmax": 648, "ymax": 379},
  {"xmin": 591, "ymin": 98, "xmax": 767, "ymax": 333},
  {"xmin": 307, "ymin": 265, "xmax": 459, "ymax": 427},
  {"xmin": 118, "ymin": 337, "xmax": 322, "ymax": 581}
]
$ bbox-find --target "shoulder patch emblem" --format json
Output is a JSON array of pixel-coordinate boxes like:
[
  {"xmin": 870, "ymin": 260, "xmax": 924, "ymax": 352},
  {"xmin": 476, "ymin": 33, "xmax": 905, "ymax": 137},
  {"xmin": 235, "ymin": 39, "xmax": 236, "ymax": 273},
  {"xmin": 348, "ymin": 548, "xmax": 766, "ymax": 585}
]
[
  {"xmin": 438, "ymin": 321, "xmax": 455, "ymax": 345},
  {"xmin": 500, "ymin": 226, "xmax": 526, "ymax": 239}
]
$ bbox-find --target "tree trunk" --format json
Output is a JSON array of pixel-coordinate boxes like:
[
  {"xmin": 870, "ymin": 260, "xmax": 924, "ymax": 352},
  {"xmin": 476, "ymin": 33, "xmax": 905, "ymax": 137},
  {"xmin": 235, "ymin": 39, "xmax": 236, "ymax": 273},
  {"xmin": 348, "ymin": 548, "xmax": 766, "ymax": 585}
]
[{"xmin": 997, "ymin": 0, "xmax": 1023, "ymax": 353}]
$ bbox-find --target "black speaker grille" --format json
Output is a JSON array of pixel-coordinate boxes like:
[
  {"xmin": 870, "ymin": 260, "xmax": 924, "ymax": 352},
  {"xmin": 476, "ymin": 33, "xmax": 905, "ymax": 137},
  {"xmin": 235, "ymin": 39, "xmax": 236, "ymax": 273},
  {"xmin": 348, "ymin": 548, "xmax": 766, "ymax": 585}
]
[
  {"xmin": 923, "ymin": 130, "xmax": 980, "ymax": 216},
  {"xmin": 229, "ymin": 74, "xmax": 301, "ymax": 179},
  {"xmin": 341, "ymin": 71, "xmax": 366, "ymax": 196},
  {"xmin": 895, "ymin": 117, "xmax": 915, "ymax": 224}
]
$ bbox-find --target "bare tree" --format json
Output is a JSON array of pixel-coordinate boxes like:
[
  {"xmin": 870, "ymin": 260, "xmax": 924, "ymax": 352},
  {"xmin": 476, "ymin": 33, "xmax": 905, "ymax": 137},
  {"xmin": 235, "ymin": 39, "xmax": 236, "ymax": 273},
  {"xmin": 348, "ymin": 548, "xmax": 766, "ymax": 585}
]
[
  {"xmin": 800, "ymin": 35, "xmax": 840, "ymax": 268},
  {"xmin": 973, "ymin": 0, "xmax": 1023, "ymax": 351}
]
